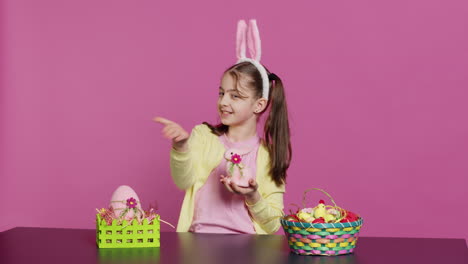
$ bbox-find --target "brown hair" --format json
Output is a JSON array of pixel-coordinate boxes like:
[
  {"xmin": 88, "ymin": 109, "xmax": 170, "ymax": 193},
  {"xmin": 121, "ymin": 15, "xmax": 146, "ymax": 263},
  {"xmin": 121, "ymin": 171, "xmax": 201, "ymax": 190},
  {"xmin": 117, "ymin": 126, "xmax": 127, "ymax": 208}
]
[{"xmin": 204, "ymin": 62, "xmax": 292, "ymax": 186}]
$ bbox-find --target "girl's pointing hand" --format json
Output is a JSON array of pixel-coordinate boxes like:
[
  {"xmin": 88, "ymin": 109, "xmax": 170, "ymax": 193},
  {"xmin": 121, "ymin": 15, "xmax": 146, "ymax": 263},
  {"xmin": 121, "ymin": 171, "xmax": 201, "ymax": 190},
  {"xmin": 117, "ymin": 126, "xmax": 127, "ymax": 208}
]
[{"xmin": 154, "ymin": 117, "xmax": 189, "ymax": 152}]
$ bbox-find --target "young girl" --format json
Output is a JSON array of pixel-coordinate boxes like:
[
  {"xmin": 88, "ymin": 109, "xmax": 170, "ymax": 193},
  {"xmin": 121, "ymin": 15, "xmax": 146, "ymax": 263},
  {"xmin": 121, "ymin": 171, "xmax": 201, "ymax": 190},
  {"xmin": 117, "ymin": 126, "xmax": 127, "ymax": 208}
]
[{"xmin": 154, "ymin": 20, "xmax": 291, "ymax": 234}]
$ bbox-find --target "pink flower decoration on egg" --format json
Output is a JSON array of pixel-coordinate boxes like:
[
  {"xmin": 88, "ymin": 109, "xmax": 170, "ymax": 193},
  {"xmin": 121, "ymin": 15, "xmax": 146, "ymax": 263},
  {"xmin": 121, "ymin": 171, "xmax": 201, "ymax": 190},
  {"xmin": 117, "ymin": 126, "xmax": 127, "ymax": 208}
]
[
  {"xmin": 126, "ymin": 197, "xmax": 138, "ymax": 208},
  {"xmin": 231, "ymin": 154, "xmax": 242, "ymax": 164}
]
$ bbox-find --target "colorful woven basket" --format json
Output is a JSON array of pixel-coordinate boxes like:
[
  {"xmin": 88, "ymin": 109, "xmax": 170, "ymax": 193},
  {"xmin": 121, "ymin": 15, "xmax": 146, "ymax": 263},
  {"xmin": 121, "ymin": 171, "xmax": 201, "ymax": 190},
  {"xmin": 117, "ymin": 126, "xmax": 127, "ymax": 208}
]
[
  {"xmin": 281, "ymin": 188, "xmax": 363, "ymax": 256},
  {"xmin": 96, "ymin": 214, "xmax": 160, "ymax": 248},
  {"xmin": 281, "ymin": 217, "xmax": 363, "ymax": 256}
]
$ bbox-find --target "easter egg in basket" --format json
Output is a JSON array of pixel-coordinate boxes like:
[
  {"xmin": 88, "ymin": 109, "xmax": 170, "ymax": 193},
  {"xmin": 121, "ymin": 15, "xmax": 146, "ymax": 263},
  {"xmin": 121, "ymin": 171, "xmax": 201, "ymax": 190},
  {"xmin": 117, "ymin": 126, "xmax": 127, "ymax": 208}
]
[{"xmin": 109, "ymin": 185, "xmax": 143, "ymax": 220}]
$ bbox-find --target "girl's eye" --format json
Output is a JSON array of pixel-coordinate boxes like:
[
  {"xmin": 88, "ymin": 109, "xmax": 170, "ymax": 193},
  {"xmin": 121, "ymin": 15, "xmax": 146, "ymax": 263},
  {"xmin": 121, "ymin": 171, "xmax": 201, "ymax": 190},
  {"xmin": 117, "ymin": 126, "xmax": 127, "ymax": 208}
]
[
  {"xmin": 218, "ymin": 92, "xmax": 224, "ymax": 97},
  {"xmin": 231, "ymin": 94, "xmax": 239, "ymax": 99}
]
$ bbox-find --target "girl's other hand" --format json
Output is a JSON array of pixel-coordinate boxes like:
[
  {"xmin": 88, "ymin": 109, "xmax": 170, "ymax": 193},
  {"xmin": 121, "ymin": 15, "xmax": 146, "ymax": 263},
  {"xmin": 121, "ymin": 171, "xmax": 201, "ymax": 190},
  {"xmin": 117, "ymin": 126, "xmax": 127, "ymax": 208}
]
[
  {"xmin": 220, "ymin": 175, "xmax": 261, "ymax": 205},
  {"xmin": 153, "ymin": 117, "xmax": 189, "ymax": 152}
]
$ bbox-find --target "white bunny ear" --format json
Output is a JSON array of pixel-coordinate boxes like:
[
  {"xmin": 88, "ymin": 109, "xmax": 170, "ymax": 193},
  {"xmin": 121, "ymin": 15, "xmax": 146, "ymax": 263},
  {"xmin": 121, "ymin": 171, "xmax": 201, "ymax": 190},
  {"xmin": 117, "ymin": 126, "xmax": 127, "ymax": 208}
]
[
  {"xmin": 236, "ymin": 20, "xmax": 247, "ymax": 60},
  {"xmin": 247, "ymin": 19, "xmax": 262, "ymax": 61}
]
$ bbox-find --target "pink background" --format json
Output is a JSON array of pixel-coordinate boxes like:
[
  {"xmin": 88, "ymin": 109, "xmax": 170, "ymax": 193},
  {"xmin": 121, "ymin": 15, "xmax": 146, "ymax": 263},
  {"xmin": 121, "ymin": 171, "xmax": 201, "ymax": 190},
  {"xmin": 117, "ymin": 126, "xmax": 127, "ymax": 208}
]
[{"xmin": 1, "ymin": 0, "xmax": 467, "ymax": 243}]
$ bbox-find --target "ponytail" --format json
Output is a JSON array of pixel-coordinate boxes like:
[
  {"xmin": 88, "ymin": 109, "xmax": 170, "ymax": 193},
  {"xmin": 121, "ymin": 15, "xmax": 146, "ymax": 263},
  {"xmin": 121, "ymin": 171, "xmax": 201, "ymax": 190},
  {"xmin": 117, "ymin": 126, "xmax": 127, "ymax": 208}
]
[{"xmin": 264, "ymin": 74, "xmax": 292, "ymax": 186}]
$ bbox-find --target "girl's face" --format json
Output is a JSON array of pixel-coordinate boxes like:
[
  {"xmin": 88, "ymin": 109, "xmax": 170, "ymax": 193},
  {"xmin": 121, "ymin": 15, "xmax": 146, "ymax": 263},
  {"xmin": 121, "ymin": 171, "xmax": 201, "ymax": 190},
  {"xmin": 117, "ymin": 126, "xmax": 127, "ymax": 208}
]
[{"xmin": 218, "ymin": 73, "xmax": 263, "ymax": 127}]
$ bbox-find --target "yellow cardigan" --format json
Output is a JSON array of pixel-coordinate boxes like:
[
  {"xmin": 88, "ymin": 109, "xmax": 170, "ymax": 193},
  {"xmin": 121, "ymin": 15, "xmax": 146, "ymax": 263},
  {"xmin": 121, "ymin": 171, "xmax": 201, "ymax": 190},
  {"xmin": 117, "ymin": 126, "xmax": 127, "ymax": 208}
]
[{"xmin": 170, "ymin": 124, "xmax": 285, "ymax": 234}]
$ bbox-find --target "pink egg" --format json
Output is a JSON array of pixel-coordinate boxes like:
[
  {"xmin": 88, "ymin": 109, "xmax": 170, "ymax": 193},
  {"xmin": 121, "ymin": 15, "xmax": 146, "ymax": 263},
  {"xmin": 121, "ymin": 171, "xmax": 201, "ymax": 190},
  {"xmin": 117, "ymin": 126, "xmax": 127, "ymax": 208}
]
[
  {"xmin": 224, "ymin": 148, "xmax": 255, "ymax": 187},
  {"xmin": 109, "ymin": 185, "xmax": 142, "ymax": 220}
]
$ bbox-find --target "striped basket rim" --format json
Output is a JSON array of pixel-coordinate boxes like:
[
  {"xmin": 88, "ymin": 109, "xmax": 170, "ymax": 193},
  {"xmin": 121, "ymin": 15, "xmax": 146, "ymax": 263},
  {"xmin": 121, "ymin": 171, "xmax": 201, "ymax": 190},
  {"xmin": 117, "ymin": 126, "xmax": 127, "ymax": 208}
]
[{"xmin": 281, "ymin": 217, "xmax": 363, "ymax": 229}]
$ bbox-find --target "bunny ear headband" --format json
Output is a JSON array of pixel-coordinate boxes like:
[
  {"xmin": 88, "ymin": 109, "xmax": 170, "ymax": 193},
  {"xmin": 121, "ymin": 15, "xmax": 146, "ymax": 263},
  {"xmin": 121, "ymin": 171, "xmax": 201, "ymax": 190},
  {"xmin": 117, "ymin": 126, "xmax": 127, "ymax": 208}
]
[{"xmin": 236, "ymin": 19, "xmax": 271, "ymax": 100}]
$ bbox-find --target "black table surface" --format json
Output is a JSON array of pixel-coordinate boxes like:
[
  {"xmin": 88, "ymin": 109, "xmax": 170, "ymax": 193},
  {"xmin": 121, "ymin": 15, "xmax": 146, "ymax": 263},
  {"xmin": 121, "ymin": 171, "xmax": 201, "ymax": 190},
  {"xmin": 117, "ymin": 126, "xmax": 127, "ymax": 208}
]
[{"xmin": 0, "ymin": 227, "xmax": 466, "ymax": 264}]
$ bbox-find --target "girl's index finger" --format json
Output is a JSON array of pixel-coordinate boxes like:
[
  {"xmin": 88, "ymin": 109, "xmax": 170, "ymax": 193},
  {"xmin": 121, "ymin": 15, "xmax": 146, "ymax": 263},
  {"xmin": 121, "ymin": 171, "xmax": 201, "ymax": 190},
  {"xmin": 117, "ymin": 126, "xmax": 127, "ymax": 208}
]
[{"xmin": 153, "ymin": 117, "xmax": 174, "ymax": 125}]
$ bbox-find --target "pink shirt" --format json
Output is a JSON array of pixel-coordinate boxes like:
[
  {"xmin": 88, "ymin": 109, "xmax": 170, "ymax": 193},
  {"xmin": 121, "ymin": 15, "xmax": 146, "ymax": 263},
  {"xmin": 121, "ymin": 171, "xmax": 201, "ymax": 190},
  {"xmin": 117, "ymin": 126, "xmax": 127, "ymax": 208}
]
[{"xmin": 189, "ymin": 133, "xmax": 260, "ymax": 234}]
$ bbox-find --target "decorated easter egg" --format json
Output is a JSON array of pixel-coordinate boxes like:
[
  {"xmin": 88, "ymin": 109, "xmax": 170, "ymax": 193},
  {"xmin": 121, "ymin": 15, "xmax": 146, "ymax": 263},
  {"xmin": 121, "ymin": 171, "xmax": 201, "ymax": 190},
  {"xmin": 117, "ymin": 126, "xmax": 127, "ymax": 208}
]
[
  {"xmin": 296, "ymin": 211, "xmax": 314, "ymax": 222},
  {"xmin": 284, "ymin": 215, "xmax": 299, "ymax": 222},
  {"xmin": 109, "ymin": 185, "xmax": 142, "ymax": 220},
  {"xmin": 224, "ymin": 148, "xmax": 255, "ymax": 187},
  {"xmin": 340, "ymin": 210, "xmax": 359, "ymax": 222},
  {"xmin": 231, "ymin": 166, "xmax": 254, "ymax": 187},
  {"xmin": 312, "ymin": 217, "xmax": 325, "ymax": 223}
]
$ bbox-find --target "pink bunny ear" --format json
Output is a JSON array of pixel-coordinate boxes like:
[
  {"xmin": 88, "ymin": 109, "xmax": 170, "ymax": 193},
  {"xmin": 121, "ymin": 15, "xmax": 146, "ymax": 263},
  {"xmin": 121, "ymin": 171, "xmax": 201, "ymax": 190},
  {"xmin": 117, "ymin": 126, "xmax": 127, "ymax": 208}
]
[
  {"xmin": 247, "ymin": 19, "xmax": 262, "ymax": 61},
  {"xmin": 236, "ymin": 20, "xmax": 247, "ymax": 60},
  {"xmin": 234, "ymin": 19, "xmax": 270, "ymax": 100}
]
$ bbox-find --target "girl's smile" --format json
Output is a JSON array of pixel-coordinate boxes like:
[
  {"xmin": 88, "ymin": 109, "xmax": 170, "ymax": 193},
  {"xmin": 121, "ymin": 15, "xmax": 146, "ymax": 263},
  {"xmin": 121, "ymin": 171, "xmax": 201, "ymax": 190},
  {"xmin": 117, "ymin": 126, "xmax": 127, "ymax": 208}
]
[
  {"xmin": 220, "ymin": 109, "xmax": 233, "ymax": 115},
  {"xmin": 220, "ymin": 111, "xmax": 233, "ymax": 118},
  {"xmin": 217, "ymin": 74, "xmax": 258, "ymax": 127},
  {"xmin": 220, "ymin": 104, "xmax": 235, "ymax": 118}
]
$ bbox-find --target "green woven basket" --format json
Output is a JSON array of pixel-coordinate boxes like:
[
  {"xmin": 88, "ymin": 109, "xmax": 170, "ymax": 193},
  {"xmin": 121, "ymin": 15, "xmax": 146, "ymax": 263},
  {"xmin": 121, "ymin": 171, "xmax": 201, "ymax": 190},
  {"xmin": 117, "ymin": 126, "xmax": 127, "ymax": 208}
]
[
  {"xmin": 281, "ymin": 218, "xmax": 363, "ymax": 256},
  {"xmin": 96, "ymin": 214, "xmax": 160, "ymax": 248}
]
